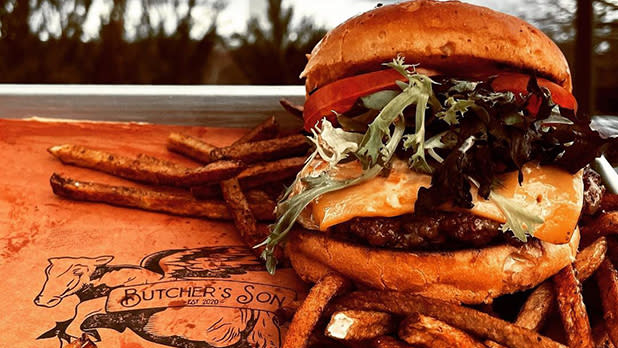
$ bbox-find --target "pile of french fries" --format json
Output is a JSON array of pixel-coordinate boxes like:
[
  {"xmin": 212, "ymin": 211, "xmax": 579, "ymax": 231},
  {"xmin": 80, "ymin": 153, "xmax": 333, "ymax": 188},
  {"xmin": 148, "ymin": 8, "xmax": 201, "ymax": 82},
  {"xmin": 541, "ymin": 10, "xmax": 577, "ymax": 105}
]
[
  {"xmin": 48, "ymin": 105, "xmax": 618, "ymax": 348},
  {"xmin": 48, "ymin": 115, "xmax": 308, "ymax": 259}
]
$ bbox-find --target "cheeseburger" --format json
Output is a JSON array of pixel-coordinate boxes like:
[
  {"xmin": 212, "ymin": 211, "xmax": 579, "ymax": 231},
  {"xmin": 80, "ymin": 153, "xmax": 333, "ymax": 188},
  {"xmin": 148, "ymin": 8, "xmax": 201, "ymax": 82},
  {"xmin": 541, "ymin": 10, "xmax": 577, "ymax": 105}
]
[{"xmin": 258, "ymin": 0, "xmax": 607, "ymax": 304}]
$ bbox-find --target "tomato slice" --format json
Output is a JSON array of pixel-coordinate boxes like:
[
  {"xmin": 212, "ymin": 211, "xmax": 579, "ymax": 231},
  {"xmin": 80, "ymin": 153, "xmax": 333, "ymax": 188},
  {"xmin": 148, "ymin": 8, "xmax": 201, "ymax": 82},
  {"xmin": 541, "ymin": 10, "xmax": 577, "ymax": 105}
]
[
  {"xmin": 303, "ymin": 69, "xmax": 407, "ymax": 131},
  {"xmin": 490, "ymin": 72, "xmax": 577, "ymax": 115},
  {"xmin": 303, "ymin": 70, "xmax": 576, "ymax": 131}
]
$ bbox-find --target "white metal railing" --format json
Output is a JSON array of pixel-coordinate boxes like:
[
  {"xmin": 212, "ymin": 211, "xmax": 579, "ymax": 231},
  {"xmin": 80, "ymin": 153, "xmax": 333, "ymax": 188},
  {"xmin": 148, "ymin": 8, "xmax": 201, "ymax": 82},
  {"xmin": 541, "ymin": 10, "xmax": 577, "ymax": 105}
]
[{"xmin": 0, "ymin": 85, "xmax": 305, "ymax": 128}]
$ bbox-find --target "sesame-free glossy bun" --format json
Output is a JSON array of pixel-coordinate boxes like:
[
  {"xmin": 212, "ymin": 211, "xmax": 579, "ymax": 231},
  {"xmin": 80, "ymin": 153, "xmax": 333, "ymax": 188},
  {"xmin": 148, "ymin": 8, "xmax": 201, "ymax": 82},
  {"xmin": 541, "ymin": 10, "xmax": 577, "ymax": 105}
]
[
  {"xmin": 301, "ymin": 0, "xmax": 571, "ymax": 93},
  {"xmin": 286, "ymin": 228, "xmax": 580, "ymax": 304}
]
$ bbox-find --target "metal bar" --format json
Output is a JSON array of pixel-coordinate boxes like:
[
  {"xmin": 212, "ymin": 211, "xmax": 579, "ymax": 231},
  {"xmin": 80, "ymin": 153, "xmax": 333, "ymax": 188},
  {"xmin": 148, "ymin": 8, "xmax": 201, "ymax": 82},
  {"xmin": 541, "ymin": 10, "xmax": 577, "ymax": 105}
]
[
  {"xmin": 0, "ymin": 85, "xmax": 306, "ymax": 128},
  {"xmin": 594, "ymin": 155, "xmax": 618, "ymax": 194}
]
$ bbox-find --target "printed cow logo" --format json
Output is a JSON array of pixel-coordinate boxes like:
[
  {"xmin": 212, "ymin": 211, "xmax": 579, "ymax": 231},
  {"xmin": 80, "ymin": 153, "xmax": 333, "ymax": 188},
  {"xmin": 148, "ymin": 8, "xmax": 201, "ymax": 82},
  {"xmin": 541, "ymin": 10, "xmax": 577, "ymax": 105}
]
[{"xmin": 34, "ymin": 246, "xmax": 297, "ymax": 348}]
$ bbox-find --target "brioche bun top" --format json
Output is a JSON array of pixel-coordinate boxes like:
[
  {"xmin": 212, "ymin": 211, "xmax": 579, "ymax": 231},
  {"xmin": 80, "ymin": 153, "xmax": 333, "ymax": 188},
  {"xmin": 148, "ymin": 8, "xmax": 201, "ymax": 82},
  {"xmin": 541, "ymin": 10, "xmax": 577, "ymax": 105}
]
[{"xmin": 301, "ymin": 0, "xmax": 571, "ymax": 93}]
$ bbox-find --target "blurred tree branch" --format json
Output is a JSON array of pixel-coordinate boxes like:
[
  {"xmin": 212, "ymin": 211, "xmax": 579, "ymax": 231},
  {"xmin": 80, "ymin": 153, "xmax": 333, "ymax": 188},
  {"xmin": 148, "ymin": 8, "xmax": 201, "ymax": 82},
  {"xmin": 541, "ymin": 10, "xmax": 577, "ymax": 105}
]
[
  {"xmin": 596, "ymin": 0, "xmax": 618, "ymax": 11},
  {"xmin": 0, "ymin": 0, "xmax": 227, "ymax": 83},
  {"xmin": 228, "ymin": 0, "xmax": 326, "ymax": 84}
]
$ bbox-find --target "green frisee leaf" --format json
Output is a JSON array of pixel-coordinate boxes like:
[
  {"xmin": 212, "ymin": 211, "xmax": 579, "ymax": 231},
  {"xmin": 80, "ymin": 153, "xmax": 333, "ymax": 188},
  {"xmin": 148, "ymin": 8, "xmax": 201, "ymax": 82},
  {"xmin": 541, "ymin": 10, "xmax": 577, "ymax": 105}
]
[
  {"xmin": 469, "ymin": 175, "xmax": 544, "ymax": 242},
  {"xmin": 436, "ymin": 97, "xmax": 475, "ymax": 125},
  {"xmin": 489, "ymin": 191, "xmax": 544, "ymax": 242},
  {"xmin": 358, "ymin": 56, "xmax": 436, "ymax": 170}
]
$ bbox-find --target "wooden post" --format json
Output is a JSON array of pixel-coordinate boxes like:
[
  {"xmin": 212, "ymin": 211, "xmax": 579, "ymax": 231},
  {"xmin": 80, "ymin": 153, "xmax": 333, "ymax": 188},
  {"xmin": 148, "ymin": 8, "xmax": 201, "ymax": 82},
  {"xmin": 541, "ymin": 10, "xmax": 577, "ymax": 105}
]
[{"xmin": 575, "ymin": 0, "xmax": 594, "ymax": 117}]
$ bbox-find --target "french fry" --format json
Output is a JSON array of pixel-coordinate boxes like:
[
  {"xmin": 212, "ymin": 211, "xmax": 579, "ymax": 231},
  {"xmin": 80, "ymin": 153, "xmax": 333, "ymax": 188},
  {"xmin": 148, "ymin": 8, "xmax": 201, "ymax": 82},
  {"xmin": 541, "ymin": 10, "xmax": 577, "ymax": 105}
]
[
  {"xmin": 607, "ymin": 236, "xmax": 618, "ymax": 267},
  {"xmin": 283, "ymin": 273, "xmax": 350, "ymax": 348},
  {"xmin": 333, "ymin": 290, "xmax": 567, "ymax": 348},
  {"xmin": 514, "ymin": 282, "xmax": 554, "ymax": 331},
  {"xmin": 169, "ymin": 133, "xmax": 308, "ymax": 164},
  {"xmin": 211, "ymin": 134, "xmax": 309, "ymax": 164},
  {"xmin": 325, "ymin": 310, "xmax": 394, "ymax": 341},
  {"xmin": 221, "ymin": 117, "xmax": 281, "ymax": 254},
  {"xmin": 191, "ymin": 156, "xmax": 305, "ymax": 199},
  {"xmin": 245, "ymin": 190, "xmax": 276, "ymax": 207},
  {"xmin": 485, "ymin": 341, "xmax": 508, "ymax": 348},
  {"xmin": 167, "ymin": 133, "xmax": 218, "ymax": 163},
  {"xmin": 232, "ymin": 115, "xmax": 279, "ymax": 145},
  {"xmin": 601, "ymin": 193, "xmax": 618, "ymax": 212},
  {"xmin": 581, "ymin": 211, "xmax": 618, "ymax": 241},
  {"xmin": 398, "ymin": 313, "xmax": 486, "ymax": 348},
  {"xmin": 49, "ymin": 173, "xmax": 275, "ymax": 221},
  {"xmin": 592, "ymin": 322, "xmax": 615, "ymax": 348},
  {"xmin": 168, "ymin": 116, "xmax": 287, "ymax": 164},
  {"xmin": 136, "ymin": 153, "xmax": 184, "ymax": 168},
  {"xmin": 221, "ymin": 178, "xmax": 260, "ymax": 245},
  {"xmin": 280, "ymin": 98, "xmax": 304, "ymax": 118},
  {"xmin": 190, "ymin": 184, "xmax": 223, "ymax": 200},
  {"xmin": 370, "ymin": 336, "xmax": 413, "ymax": 348},
  {"xmin": 48, "ymin": 144, "xmax": 244, "ymax": 187},
  {"xmin": 596, "ymin": 259, "xmax": 618, "ymax": 347},
  {"xmin": 235, "ymin": 156, "xmax": 305, "ymax": 188},
  {"xmin": 552, "ymin": 264, "xmax": 594, "ymax": 348},
  {"xmin": 515, "ymin": 237, "xmax": 607, "ymax": 330},
  {"xmin": 576, "ymin": 237, "xmax": 609, "ymax": 279}
]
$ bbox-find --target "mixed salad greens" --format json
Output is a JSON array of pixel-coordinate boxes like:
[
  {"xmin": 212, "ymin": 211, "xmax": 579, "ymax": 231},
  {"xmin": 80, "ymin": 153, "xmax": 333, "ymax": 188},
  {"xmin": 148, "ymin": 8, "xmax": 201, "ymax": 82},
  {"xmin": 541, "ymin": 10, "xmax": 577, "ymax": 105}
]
[{"xmin": 258, "ymin": 56, "xmax": 607, "ymax": 274}]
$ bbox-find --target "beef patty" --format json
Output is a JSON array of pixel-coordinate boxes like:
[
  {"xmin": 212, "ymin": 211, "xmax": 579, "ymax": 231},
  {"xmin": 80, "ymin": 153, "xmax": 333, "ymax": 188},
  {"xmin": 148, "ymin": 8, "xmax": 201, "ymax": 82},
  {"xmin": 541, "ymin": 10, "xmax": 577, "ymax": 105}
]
[
  {"xmin": 329, "ymin": 212, "xmax": 520, "ymax": 251},
  {"xmin": 330, "ymin": 167, "xmax": 604, "ymax": 252}
]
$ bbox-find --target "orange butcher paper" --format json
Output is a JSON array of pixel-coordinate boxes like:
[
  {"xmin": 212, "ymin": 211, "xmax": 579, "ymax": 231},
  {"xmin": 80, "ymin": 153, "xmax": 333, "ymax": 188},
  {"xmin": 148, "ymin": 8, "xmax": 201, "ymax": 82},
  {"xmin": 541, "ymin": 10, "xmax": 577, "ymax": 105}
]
[{"xmin": 0, "ymin": 119, "xmax": 306, "ymax": 348}]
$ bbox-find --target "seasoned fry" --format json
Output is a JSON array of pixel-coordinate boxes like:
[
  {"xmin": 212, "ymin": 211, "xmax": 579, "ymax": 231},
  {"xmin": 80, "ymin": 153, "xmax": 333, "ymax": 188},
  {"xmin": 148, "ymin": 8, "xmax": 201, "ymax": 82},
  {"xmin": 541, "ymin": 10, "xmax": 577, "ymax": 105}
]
[
  {"xmin": 136, "ymin": 153, "xmax": 183, "ymax": 168},
  {"xmin": 592, "ymin": 322, "xmax": 615, "ymax": 348},
  {"xmin": 552, "ymin": 264, "xmax": 594, "ymax": 348},
  {"xmin": 601, "ymin": 193, "xmax": 618, "ymax": 212},
  {"xmin": 48, "ymin": 144, "xmax": 244, "ymax": 186},
  {"xmin": 211, "ymin": 134, "xmax": 309, "ymax": 164},
  {"xmin": 577, "ymin": 237, "xmax": 609, "ymax": 279},
  {"xmin": 596, "ymin": 259, "xmax": 618, "ymax": 347},
  {"xmin": 167, "ymin": 132, "xmax": 218, "ymax": 163},
  {"xmin": 581, "ymin": 211, "xmax": 618, "ymax": 240},
  {"xmin": 191, "ymin": 156, "xmax": 305, "ymax": 199},
  {"xmin": 607, "ymin": 236, "xmax": 618, "ymax": 267},
  {"xmin": 333, "ymin": 290, "xmax": 567, "ymax": 348},
  {"xmin": 50, "ymin": 173, "xmax": 275, "ymax": 221},
  {"xmin": 190, "ymin": 184, "xmax": 223, "ymax": 200},
  {"xmin": 325, "ymin": 310, "xmax": 394, "ymax": 341},
  {"xmin": 398, "ymin": 313, "xmax": 486, "ymax": 348},
  {"xmin": 233, "ymin": 115, "xmax": 279, "ymax": 145},
  {"xmin": 245, "ymin": 190, "xmax": 276, "ymax": 207},
  {"xmin": 280, "ymin": 98, "xmax": 304, "ymax": 118},
  {"xmin": 283, "ymin": 273, "xmax": 350, "ymax": 348},
  {"xmin": 514, "ymin": 282, "xmax": 554, "ymax": 331},
  {"xmin": 221, "ymin": 117, "xmax": 281, "ymax": 253},
  {"xmin": 168, "ymin": 131, "xmax": 306, "ymax": 165},
  {"xmin": 485, "ymin": 341, "xmax": 508, "ymax": 348},
  {"xmin": 515, "ymin": 237, "xmax": 607, "ymax": 330},
  {"xmin": 221, "ymin": 178, "xmax": 260, "ymax": 246},
  {"xmin": 236, "ymin": 156, "xmax": 305, "ymax": 188},
  {"xmin": 370, "ymin": 336, "xmax": 413, "ymax": 348}
]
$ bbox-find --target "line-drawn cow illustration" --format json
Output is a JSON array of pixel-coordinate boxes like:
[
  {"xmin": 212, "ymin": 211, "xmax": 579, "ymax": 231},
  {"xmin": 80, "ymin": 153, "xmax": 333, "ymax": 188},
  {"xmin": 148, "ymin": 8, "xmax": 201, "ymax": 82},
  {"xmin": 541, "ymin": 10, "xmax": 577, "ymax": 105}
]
[{"xmin": 34, "ymin": 246, "xmax": 284, "ymax": 348}]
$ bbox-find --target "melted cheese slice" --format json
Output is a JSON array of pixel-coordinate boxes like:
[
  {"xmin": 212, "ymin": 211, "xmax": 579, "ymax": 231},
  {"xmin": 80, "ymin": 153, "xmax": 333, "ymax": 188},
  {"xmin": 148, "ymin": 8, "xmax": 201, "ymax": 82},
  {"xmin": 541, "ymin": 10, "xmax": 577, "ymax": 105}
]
[{"xmin": 307, "ymin": 160, "xmax": 583, "ymax": 244}]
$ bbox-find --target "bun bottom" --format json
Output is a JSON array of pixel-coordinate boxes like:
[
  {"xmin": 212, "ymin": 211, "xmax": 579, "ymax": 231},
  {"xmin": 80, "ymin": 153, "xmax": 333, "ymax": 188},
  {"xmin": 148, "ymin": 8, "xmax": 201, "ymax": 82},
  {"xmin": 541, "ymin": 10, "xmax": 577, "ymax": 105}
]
[{"xmin": 286, "ymin": 228, "xmax": 580, "ymax": 304}]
